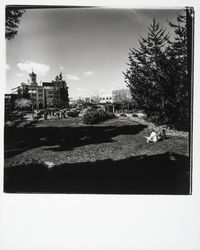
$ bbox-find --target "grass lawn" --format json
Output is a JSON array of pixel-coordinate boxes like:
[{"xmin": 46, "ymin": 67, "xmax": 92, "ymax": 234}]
[
  {"xmin": 5, "ymin": 117, "xmax": 189, "ymax": 165},
  {"xmin": 4, "ymin": 117, "xmax": 190, "ymax": 194}
]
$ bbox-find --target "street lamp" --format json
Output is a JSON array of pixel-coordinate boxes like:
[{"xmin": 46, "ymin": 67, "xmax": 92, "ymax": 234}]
[{"xmin": 28, "ymin": 89, "xmax": 37, "ymax": 120}]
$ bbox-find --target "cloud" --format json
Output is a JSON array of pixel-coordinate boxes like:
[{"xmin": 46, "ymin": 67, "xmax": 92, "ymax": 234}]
[
  {"xmin": 66, "ymin": 74, "xmax": 80, "ymax": 81},
  {"xmin": 84, "ymin": 71, "xmax": 94, "ymax": 76},
  {"xmin": 6, "ymin": 64, "xmax": 10, "ymax": 70},
  {"xmin": 16, "ymin": 73, "xmax": 23, "ymax": 77},
  {"xmin": 59, "ymin": 64, "xmax": 64, "ymax": 70},
  {"xmin": 17, "ymin": 60, "xmax": 50, "ymax": 76}
]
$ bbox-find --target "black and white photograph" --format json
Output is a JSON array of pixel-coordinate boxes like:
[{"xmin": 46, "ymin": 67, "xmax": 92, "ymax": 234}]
[{"xmin": 4, "ymin": 6, "xmax": 193, "ymax": 194}]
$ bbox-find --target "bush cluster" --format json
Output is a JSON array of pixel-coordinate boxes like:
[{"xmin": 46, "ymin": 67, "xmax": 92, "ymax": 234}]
[
  {"xmin": 5, "ymin": 112, "xmax": 25, "ymax": 126},
  {"xmin": 66, "ymin": 110, "xmax": 79, "ymax": 117},
  {"xmin": 82, "ymin": 109, "xmax": 115, "ymax": 125},
  {"xmin": 119, "ymin": 113, "xmax": 127, "ymax": 118}
]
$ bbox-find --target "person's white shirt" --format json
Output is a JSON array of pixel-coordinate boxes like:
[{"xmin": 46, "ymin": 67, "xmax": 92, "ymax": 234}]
[{"xmin": 145, "ymin": 131, "xmax": 158, "ymax": 142}]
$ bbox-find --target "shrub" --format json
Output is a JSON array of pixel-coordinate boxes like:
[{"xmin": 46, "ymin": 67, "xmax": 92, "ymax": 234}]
[
  {"xmin": 82, "ymin": 109, "xmax": 115, "ymax": 125},
  {"xmin": 15, "ymin": 98, "xmax": 32, "ymax": 110},
  {"xmin": 119, "ymin": 113, "xmax": 127, "ymax": 117},
  {"xmin": 5, "ymin": 112, "xmax": 25, "ymax": 126},
  {"xmin": 67, "ymin": 110, "xmax": 79, "ymax": 117}
]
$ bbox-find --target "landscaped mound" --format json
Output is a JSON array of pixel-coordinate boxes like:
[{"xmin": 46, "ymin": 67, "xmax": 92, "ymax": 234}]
[{"xmin": 82, "ymin": 109, "xmax": 115, "ymax": 125}]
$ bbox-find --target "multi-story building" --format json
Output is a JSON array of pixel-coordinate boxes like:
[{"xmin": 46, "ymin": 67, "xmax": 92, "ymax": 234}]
[
  {"xmin": 99, "ymin": 95, "xmax": 113, "ymax": 104},
  {"xmin": 112, "ymin": 88, "xmax": 132, "ymax": 104},
  {"xmin": 42, "ymin": 82, "xmax": 55, "ymax": 108},
  {"xmin": 5, "ymin": 93, "xmax": 18, "ymax": 113},
  {"xmin": 10, "ymin": 71, "xmax": 69, "ymax": 109},
  {"xmin": 14, "ymin": 71, "xmax": 45, "ymax": 109},
  {"xmin": 43, "ymin": 72, "xmax": 69, "ymax": 108}
]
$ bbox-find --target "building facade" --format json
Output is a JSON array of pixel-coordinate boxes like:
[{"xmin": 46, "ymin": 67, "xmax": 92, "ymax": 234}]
[
  {"xmin": 112, "ymin": 88, "xmax": 132, "ymax": 104},
  {"xmin": 42, "ymin": 82, "xmax": 55, "ymax": 108},
  {"xmin": 99, "ymin": 95, "xmax": 113, "ymax": 104},
  {"xmin": 5, "ymin": 93, "xmax": 18, "ymax": 113},
  {"xmin": 11, "ymin": 71, "xmax": 69, "ymax": 109},
  {"xmin": 15, "ymin": 71, "xmax": 45, "ymax": 109}
]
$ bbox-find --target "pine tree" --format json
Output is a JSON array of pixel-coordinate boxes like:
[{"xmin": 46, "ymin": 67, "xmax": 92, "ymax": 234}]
[
  {"xmin": 167, "ymin": 12, "xmax": 189, "ymax": 130},
  {"xmin": 124, "ymin": 14, "xmax": 190, "ymax": 130},
  {"xmin": 124, "ymin": 19, "xmax": 170, "ymax": 123},
  {"xmin": 52, "ymin": 73, "xmax": 69, "ymax": 109}
]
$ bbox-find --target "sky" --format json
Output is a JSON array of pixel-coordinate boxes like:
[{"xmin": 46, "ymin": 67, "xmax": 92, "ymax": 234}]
[{"xmin": 6, "ymin": 7, "xmax": 185, "ymax": 98}]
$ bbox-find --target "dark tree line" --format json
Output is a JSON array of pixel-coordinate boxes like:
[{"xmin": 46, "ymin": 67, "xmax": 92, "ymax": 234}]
[{"xmin": 124, "ymin": 11, "xmax": 192, "ymax": 131}]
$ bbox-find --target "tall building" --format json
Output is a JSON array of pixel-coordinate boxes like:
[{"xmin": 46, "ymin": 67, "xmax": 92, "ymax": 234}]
[
  {"xmin": 11, "ymin": 71, "xmax": 69, "ymax": 109},
  {"xmin": 16, "ymin": 70, "xmax": 45, "ymax": 109},
  {"xmin": 42, "ymin": 82, "xmax": 55, "ymax": 108},
  {"xmin": 112, "ymin": 88, "xmax": 132, "ymax": 104}
]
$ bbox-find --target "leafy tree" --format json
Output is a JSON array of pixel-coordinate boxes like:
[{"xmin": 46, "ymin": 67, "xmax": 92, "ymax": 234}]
[
  {"xmin": 124, "ymin": 19, "xmax": 170, "ymax": 123},
  {"xmin": 6, "ymin": 7, "xmax": 25, "ymax": 40},
  {"xmin": 17, "ymin": 85, "xmax": 30, "ymax": 99},
  {"xmin": 15, "ymin": 98, "xmax": 32, "ymax": 110},
  {"xmin": 52, "ymin": 73, "xmax": 69, "ymax": 109},
  {"xmin": 113, "ymin": 89, "xmax": 132, "ymax": 112}
]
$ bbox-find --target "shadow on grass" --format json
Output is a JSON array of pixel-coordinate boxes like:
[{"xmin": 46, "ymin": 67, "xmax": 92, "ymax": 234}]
[
  {"xmin": 4, "ymin": 152, "xmax": 190, "ymax": 194},
  {"xmin": 4, "ymin": 123, "xmax": 146, "ymax": 158}
]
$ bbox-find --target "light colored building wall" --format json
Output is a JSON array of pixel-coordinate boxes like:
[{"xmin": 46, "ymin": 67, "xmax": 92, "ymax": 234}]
[
  {"xmin": 27, "ymin": 85, "xmax": 45, "ymax": 109},
  {"xmin": 112, "ymin": 88, "xmax": 132, "ymax": 103},
  {"xmin": 99, "ymin": 95, "xmax": 113, "ymax": 104}
]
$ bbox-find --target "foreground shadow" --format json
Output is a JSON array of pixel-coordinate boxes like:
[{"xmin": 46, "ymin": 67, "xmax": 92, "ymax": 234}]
[
  {"xmin": 4, "ymin": 124, "xmax": 146, "ymax": 158},
  {"xmin": 4, "ymin": 152, "xmax": 191, "ymax": 194}
]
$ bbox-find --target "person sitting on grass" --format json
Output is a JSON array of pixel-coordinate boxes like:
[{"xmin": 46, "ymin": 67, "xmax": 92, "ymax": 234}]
[
  {"xmin": 145, "ymin": 129, "xmax": 167, "ymax": 143},
  {"xmin": 144, "ymin": 129, "xmax": 158, "ymax": 143}
]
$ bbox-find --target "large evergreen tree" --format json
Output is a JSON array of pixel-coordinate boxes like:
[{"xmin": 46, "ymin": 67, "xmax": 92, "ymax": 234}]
[
  {"xmin": 166, "ymin": 13, "xmax": 189, "ymax": 130},
  {"xmin": 124, "ymin": 19, "xmax": 170, "ymax": 123},
  {"xmin": 124, "ymin": 15, "xmax": 190, "ymax": 130},
  {"xmin": 52, "ymin": 73, "xmax": 69, "ymax": 109}
]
